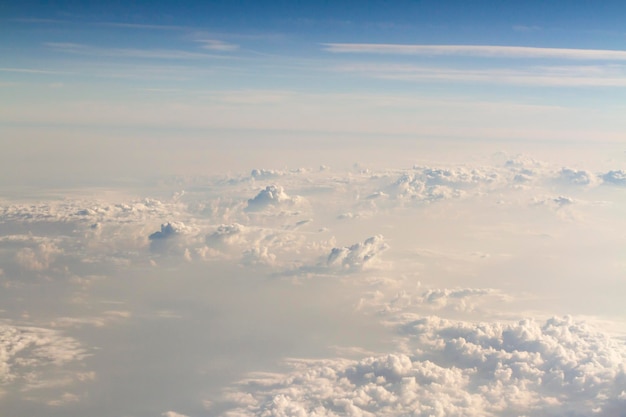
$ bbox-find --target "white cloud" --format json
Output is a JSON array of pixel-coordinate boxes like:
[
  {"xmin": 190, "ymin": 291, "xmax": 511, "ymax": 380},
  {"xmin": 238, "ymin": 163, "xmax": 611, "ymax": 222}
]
[
  {"xmin": 245, "ymin": 185, "xmax": 304, "ymax": 213},
  {"xmin": 557, "ymin": 167, "xmax": 596, "ymax": 186},
  {"xmin": 326, "ymin": 235, "xmax": 388, "ymax": 270},
  {"xmin": 149, "ymin": 221, "xmax": 188, "ymax": 240},
  {"xmin": 332, "ymin": 62, "xmax": 626, "ymax": 87},
  {"xmin": 15, "ymin": 241, "xmax": 62, "ymax": 271},
  {"xmin": 220, "ymin": 316, "xmax": 626, "ymax": 417},
  {"xmin": 323, "ymin": 43, "xmax": 626, "ymax": 61},
  {"xmin": 162, "ymin": 412, "xmax": 190, "ymax": 417},
  {"xmin": 602, "ymin": 170, "xmax": 626, "ymax": 186},
  {"xmin": 44, "ymin": 42, "xmax": 222, "ymax": 60},
  {"xmin": 206, "ymin": 223, "xmax": 248, "ymax": 248},
  {"xmin": 0, "ymin": 324, "xmax": 86, "ymax": 393},
  {"xmin": 198, "ymin": 39, "xmax": 239, "ymax": 51}
]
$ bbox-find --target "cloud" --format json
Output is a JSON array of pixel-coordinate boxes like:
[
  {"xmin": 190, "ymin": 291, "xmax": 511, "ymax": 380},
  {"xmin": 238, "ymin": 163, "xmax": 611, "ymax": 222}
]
[
  {"xmin": 557, "ymin": 167, "xmax": 596, "ymax": 186},
  {"xmin": 162, "ymin": 412, "xmax": 190, "ymax": 417},
  {"xmin": 0, "ymin": 324, "xmax": 86, "ymax": 393},
  {"xmin": 245, "ymin": 185, "xmax": 304, "ymax": 213},
  {"xmin": 221, "ymin": 316, "xmax": 626, "ymax": 417},
  {"xmin": 242, "ymin": 246, "xmax": 277, "ymax": 266},
  {"xmin": 206, "ymin": 223, "xmax": 247, "ymax": 248},
  {"xmin": 149, "ymin": 222, "xmax": 187, "ymax": 240},
  {"xmin": 331, "ymin": 63, "xmax": 626, "ymax": 87},
  {"xmin": 197, "ymin": 39, "xmax": 239, "ymax": 51},
  {"xmin": 326, "ymin": 235, "xmax": 388, "ymax": 270},
  {"xmin": 15, "ymin": 241, "xmax": 62, "ymax": 271},
  {"xmin": 44, "ymin": 42, "xmax": 222, "ymax": 60},
  {"xmin": 384, "ymin": 166, "xmax": 499, "ymax": 202},
  {"xmin": 250, "ymin": 168, "xmax": 286, "ymax": 180},
  {"xmin": 323, "ymin": 43, "xmax": 626, "ymax": 61},
  {"xmin": 601, "ymin": 170, "xmax": 626, "ymax": 186}
]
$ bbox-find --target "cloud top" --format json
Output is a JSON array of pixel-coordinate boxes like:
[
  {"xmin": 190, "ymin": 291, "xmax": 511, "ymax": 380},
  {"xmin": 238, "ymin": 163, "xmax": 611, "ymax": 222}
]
[
  {"xmin": 327, "ymin": 235, "xmax": 388, "ymax": 270},
  {"xmin": 245, "ymin": 185, "xmax": 302, "ymax": 212},
  {"xmin": 222, "ymin": 316, "xmax": 626, "ymax": 417}
]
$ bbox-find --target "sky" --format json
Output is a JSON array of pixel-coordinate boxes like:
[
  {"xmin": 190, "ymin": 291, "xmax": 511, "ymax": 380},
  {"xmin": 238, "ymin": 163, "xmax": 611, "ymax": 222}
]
[{"xmin": 2, "ymin": 2, "xmax": 626, "ymax": 417}]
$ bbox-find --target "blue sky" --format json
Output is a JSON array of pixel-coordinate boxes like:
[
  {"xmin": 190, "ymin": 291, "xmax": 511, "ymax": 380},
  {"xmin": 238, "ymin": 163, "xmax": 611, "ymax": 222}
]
[{"xmin": 2, "ymin": 1, "xmax": 626, "ymax": 162}]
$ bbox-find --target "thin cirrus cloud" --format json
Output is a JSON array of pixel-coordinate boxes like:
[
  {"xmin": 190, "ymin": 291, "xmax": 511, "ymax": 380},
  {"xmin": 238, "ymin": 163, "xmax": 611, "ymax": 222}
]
[
  {"xmin": 197, "ymin": 39, "xmax": 239, "ymax": 51},
  {"xmin": 323, "ymin": 43, "xmax": 626, "ymax": 61},
  {"xmin": 333, "ymin": 63, "xmax": 626, "ymax": 86},
  {"xmin": 44, "ymin": 42, "xmax": 230, "ymax": 60}
]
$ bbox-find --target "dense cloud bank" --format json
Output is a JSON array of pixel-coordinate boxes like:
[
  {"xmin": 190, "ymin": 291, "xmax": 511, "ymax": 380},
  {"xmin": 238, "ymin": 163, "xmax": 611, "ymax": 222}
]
[{"xmin": 221, "ymin": 316, "xmax": 626, "ymax": 417}]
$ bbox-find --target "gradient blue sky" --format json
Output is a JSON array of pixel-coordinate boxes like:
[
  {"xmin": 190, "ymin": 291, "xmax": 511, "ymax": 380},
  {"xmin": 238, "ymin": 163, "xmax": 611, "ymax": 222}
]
[{"xmin": 2, "ymin": 1, "xmax": 626, "ymax": 184}]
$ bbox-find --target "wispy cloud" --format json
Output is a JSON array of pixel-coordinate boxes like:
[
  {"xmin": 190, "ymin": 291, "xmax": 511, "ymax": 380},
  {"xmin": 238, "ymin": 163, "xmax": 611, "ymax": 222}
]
[
  {"xmin": 9, "ymin": 18, "xmax": 69, "ymax": 24},
  {"xmin": 45, "ymin": 42, "xmax": 231, "ymax": 60},
  {"xmin": 334, "ymin": 63, "xmax": 626, "ymax": 86},
  {"xmin": 196, "ymin": 39, "xmax": 239, "ymax": 52},
  {"xmin": 323, "ymin": 43, "xmax": 626, "ymax": 60},
  {"xmin": 97, "ymin": 22, "xmax": 188, "ymax": 31},
  {"xmin": 0, "ymin": 67, "xmax": 73, "ymax": 75}
]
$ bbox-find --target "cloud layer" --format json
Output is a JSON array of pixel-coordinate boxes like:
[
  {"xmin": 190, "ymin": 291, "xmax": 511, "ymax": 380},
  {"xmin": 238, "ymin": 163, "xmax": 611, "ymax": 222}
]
[{"xmin": 221, "ymin": 316, "xmax": 626, "ymax": 417}]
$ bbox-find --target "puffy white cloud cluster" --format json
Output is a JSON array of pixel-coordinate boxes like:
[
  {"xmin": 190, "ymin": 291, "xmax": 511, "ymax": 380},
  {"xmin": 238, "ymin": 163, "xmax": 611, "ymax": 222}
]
[
  {"xmin": 250, "ymin": 169, "xmax": 286, "ymax": 180},
  {"xmin": 221, "ymin": 316, "xmax": 626, "ymax": 417},
  {"xmin": 503, "ymin": 155, "xmax": 544, "ymax": 184},
  {"xmin": 385, "ymin": 166, "xmax": 501, "ymax": 202},
  {"xmin": 245, "ymin": 185, "xmax": 304, "ymax": 213},
  {"xmin": 0, "ymin": 197, "xmax": 175, "ymax": 225},
  {"xmin": 326, "ymin": 235, "xmax": 388, "ymax": 270},
  {"xmin": 558, "ymin": 168, "xmax": 595, "ymax": 186}
]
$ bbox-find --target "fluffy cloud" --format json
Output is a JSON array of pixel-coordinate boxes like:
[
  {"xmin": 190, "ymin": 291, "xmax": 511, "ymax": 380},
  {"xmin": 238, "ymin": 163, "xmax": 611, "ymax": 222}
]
[
  {"xmin": 250, "ymin": 168, "xmax": 286, "ymax": 180},
  {"xmin": 221, "ymin": 316, "xmax": 626, "ymax": 417},
  {"xmin": 558, "ymin": 167, "xmax": 595, "ymax": 186},
  {"xmin": 15, "ymin": 241, "xmax": 62, "ymax": 271},
  {"xmin": 206, "ymin": 223, "xmax": 247, "ymax": 248},
  {"xmin": 326, "ymin": 235, "xmax": 388, "ymax": 270},
  {"xmin": 149, "ymin": 222, "xmax": 188, "ymax": 240},
  {"xmin": 149, "ymin": 221, "xmax": 195, "ymax": 255},
  {"xmin": 0, "ymin": 324, "xmax": 86, "ymax": 393},
  {"xmin": 245, "ymin": 185, "xmax": 304, "ymax": 212},
  {"xmin": 601, "ymin": 170, "xmax": 626, "ymax": 186},
  {"xmin": 384, "ymin": 166, "xmax": 500, "ymax": 203}
]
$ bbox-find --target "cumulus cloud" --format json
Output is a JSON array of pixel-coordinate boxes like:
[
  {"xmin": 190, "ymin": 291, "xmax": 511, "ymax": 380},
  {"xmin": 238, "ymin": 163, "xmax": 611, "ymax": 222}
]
[
  {"xmin": 148, "ymin": 221, "xmax": 193, "ymax": 254},
  {"xmin": 250, "ymin": 168, "xmax": 286, "ymax": 180},
  {"xmin": 326, "ymin": 235, "xmax": 388, "ymax": 270},
  {"xmin": 245, "ymin": 185, "xmax": 304, "ymax": 213},
  {"xmin": 557, "ymin": 167, "xmax": 595, "ymax": 186},
  {"xmin": 601, "ymin": 170, "xmax": 626, "ymax": 186},
  {"xmin": 206, "ymin": 223, "xmax": 247, "ymax": 248},
  {"xmin": 242, "ymin": 246, "xmax": 277, "ymax": 266},
  {"xmin": 15, "ymin": 241, "xmax": 62, "ymax": 271},
  {"xmin": 385, "ymin": 166, "xmax": 499, "ymax": 202},
  {"xmin": 221, "ymin": 316, "xmax": 626, "ymax": 417},
  {"xmin": 149, "ymin": 222, "xmax": 187, "ymax": 240}
]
